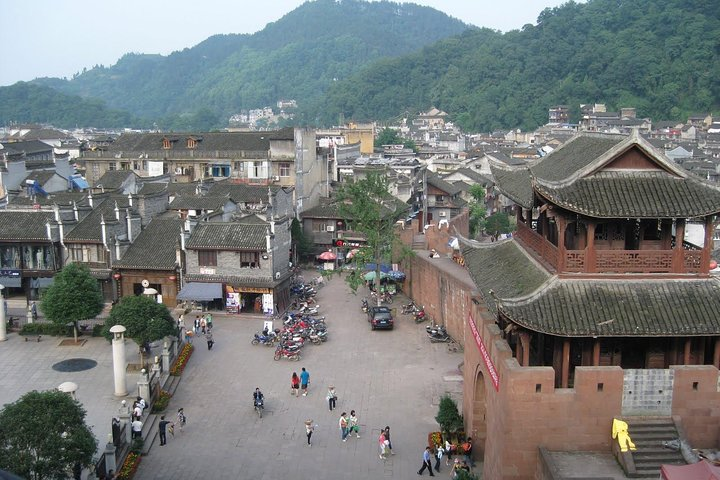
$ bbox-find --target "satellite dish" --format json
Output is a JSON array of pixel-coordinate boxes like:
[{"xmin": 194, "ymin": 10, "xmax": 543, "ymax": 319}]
[{"xmin": 141, "ymin": 279, "xmax": 150, "ymax": 288}]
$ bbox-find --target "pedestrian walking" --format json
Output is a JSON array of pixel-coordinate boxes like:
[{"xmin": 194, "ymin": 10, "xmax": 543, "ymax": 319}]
[
  {"xmin": 158, "ymin": 415, "xmax": 174, "ymax": 446},
  {"xmin": 339, "ymin": 412, "xmax": 349, "ymax": 441},
  {"xmin": 206, "ymin": 312, "xmax": 213, "ymax": 331},
  {"xmin": 434, "ymin": 444, "xmax": 444, "ymax": 471},
  {"xmin": 194, "ymin": 316, "xmax": 200, "ymax": 334},
  {"xmin": 300, "ymin": 367, "xmax": 310, "ymax": 396},
  {"xmin": 178, "ymin": 313, "xmax": 184, "ymax": 329},
  {"xmin": 131, "ymin": 418, "xmax": 143, "ymax": 440},
  {"xmin": 378, "ymin": 431, "xmax": 389, "ymax": 460},
  {"xmin": 200, "ymin": 316, "xmax": 206, "ymax": 334},
  {"xmin": 206, "ymin": 331, "xmax": 214, "ymax": 350},
  {"xmin": 384, "ymin": 426, "xmax": 394, "ymax": 455},
  {"xmin": 132, "ymin": 402, "xmax": 142, "ymax": 421},
  {"xmin": 177, "ymin": 408, "xmax": 187, "ymax": 432},
  {"xmin": 326, "ymin": 385, "xmax": 337, "ymax": 411},
  {"xmin": 291, "ymin": 372, "xmax": 300, "ymax": 396},
  {"xmin": 445, "ymin": 439, "xmax": 455, "ymax": 466},
  {"xmin": 184, "ymin": 329, "xmax": 193, "ymax": 344},
  {"xmin": 417, "ymin": 446, "xmax": 435, "ymax": 476},
  {"xmin": 305, "ymin": 420, "xmax": 315, "ymax": 447},
  {"xmin": 462, "ymin": 437, "xmax": 473, "ymax": 467},
  {"xmin": 348, "ymin": 410, "xmax": 360, "ymax": 438}
]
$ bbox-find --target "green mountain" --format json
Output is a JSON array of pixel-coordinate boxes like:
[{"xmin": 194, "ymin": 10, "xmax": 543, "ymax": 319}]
[
  {"xmin": 0, "ymin": 82, "xmax": 137, "ymax": 129},
  {"xmin": 318, "ymin": 0, "xmax": 720, "ymax": 131},
  {"xmin": 30, "ymin": 0, "xmax": 468, "ymax": 124}
]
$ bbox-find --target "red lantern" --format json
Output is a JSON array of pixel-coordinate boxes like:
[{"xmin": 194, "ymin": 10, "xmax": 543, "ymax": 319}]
[
  {"xmin": 710, "ymin": 260, "xmax": 718, "ymax": 270},
  {"xmin": 168, "ymin": 275, "xmax": 177, "ymax": 281},
  {"xmin": 112, "ymin": 273, "xmax": 121, "ymax": 280}
]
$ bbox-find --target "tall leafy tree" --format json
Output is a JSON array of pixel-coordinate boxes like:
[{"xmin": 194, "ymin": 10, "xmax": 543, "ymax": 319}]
[
  {"xmin": 336, "ymin": 173, "xmax": 408, "ymax": 301},
  {"xmin": 40, "ymin": 263, "xmax": 104, "ymax": 342},
  {"xmin": 485, "ymin": 212, "xmax": 513, "ymax": 238},
  {"xmin": 468, "ymin": 184, "xmax": 487, "ymax": 239},
  {"xmin": 291, "ymin": 218, "xmax": 313, "ymax": 263},
  {"xmin": 374, "ymin": 127, "xmax": 417, "ymax": 151},
  {"xmin": 0, "ymin": 390, "xmax": 97, "ymax": 480},
  {"xmin": 102, "ymin": 295, "xmax": 176, "ymax": 367}
]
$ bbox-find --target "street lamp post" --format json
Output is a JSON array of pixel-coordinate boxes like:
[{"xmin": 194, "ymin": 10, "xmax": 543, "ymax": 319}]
[{"xmin": 110, "ymin": 325, "xmax": 127, "ymax": 397}]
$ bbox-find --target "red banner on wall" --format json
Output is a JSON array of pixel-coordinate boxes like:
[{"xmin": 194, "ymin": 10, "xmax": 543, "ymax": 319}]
[{"xmin": 468, "ymin": 312, "xmax": 499, "ymax": 391}]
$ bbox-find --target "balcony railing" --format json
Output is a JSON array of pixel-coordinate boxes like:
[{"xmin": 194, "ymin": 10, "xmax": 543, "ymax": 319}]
[{"xmin": 516, "ymin": 221, "xmax": 704, "ymax": 274}]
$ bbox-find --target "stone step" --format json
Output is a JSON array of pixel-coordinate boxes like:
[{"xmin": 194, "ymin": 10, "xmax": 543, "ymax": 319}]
[{"xmin": 140, "ymin": 414, "xmax": 158, "ymax": 455}]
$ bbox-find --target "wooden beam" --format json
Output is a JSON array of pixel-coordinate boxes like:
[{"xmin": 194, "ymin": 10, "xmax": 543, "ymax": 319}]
[
  {"xmin": 683, "ymin": 338, "xmax": 692, "ymax": 365},
  {"xmin": 519, "ymin": 332, "xmax": 531, "ymax": 367},
  {"xmin": 714, "ymin": 338, "xmax": 720, "ymax": 369}
]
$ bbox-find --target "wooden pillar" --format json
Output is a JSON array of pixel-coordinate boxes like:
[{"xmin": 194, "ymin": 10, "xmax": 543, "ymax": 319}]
[
  {"xmin": 561, "ymin": 339, "xmax": 571, "ymax": 388},
  {"xmin": 673, "ymin": 219, "xmax": 686, "ymax": 273},
  {"xmin": 519, "ymin": 332, "xmax": 531, "ymax": 367},
  {"xmin": 525, "ymin": 208, "xmax": 532, "ymax": 227},
  {"xmin": 701, "ymin": 215, "xmax": 715, "ymax": 275},
  {"xmin": 683, "ymin": 338, "xmax": 692, "ymax": 365},
  {"xmin": 660, "ymin": 220, "xmax": 672, "ymax": 250},
  {"xmin": 557, "ymin": 216, "xmax": 568, "ymax": 272},
  {"xmin": 586, "ymin": 221, "xmax": 596, "ymax": 273},
  {"xmin": 537, "ymin": 333, "xmax": 545, "ymax": 366},
  {"xmin": 593, "ymin": 339, "xmax": 601, "ymax": 366},
  {"xmin": 713, "ymin": 338, "xmax": 720, "ymax": 369}
]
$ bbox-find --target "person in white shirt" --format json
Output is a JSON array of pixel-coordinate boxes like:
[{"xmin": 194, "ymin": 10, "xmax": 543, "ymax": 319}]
[{"xmin": 131, "ymin": 419, "xmax": 143, "ymax": 439}]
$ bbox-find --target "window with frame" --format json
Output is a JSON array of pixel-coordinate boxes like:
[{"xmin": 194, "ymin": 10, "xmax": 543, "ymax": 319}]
[
  {"xmin": 162, "ymin": 138, "xmax": 172, "ymax": 149},
  {"xmin": 133, "ymin": 161, "xmax": 141, "ymax": 170},
  {"xmin": 239, "ymin": 251, "xmax": 259, "ymax": 268},
  {"xmin": 249, "ymin": 161, "xmax": 267, "ymax": 179},
  {"xmin": 234, "ymin": 161, "xmax": 244, "ymax": 172},
  {"xmin": 108, "ymin": 162, "xmax": 116, "ymax": 171},
  {"xmin": 120, "ymin": 162, "xmax": 130, "ymax": 170},
  {"xmin": 280, "ymin": 163, "xmax": 290, "ymax": 177},
  {"xmin": 198, "ymin": 250, "xmax": 218, "ymax": 266},
  {"xmin": 187, "ymin": 138, "xmax": 197, "ymax": 149}
]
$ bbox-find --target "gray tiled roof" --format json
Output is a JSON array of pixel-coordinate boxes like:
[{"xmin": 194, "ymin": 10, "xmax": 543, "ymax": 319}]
[
  {"xmin": 64, "ymin": 196, "xmax": 133, "ymax": 242},
  {"xmin": 301, "ymin": 202, "xmax": 342, "ymax": 219},
  {"xmin": 488, "ymin": 163, "xmax": 533, "ymax": 207},
  {"xmin": 207, "ymin": 182, "xmax": 277, "ymax": 203},
  {"xmin": 137, "ymin": 182, "xmax": 168, "ymax": 195},
  {"xmin": 113, "ymin": 218, "xmax": 182, "ymax": 270},
  {"xmin": 461, "ymin": 239, "xmax": 550, "ymax": 315},
  {"xmin": 103, "ymin": 128, "xmax": 294, "ymax": 154},
  {"xmin": 169, "ymin": 195, "xmax": 232, "ymax": 211},
  {"xmin": 184, "ymin": 270, "xmax": 292, "ymax": 288},
  {"xmin": 535, "ymin": 170, "xmax": 720, "ymax": 218},
  {"xmin": 94, "ymin": 170, "xmax": 137, "ymax": 190},
  {"xmin": 0, "ymin": 211, "xmax": 57, "ymax": 241},
  {"xmin": 530, "ymin": 134, "xmax": 625, "ymax": 182},
  {"xmin": 427, "ymin": 172, "xmax": 462, "ymax": 195},
  {"xmin": 499, "ymin": 278, "xmax": 720, "ymax": 337},
  {"xmin": 25, "ymin": 171, "xmax": 62, "ymax": 185},
  {"xmin": 185, "ymin": 223, "xmax": 267, "ymax": 250}
]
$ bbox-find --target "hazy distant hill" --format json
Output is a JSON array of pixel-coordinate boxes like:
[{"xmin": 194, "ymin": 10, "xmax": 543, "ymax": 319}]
[
  {"xmin": 317, "ymin": 0, "xmax": 720, "ymax": 131},
  {"xmin": 30, "ymin": 0, "xmax": 468, "ymax": 123},
  {"xmin": 2, "ymin": 0, "xmax": 718, "ymax": 132}
]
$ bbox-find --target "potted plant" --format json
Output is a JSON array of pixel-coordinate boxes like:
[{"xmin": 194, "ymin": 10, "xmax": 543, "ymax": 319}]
[{"xmin": 435, "ymin": 394, "xmax": 464, "ymax": 445}]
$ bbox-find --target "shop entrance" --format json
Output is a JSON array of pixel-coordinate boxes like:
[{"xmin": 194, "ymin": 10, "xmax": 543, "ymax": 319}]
[{"xmin": 240, "ymin": 292, "xmax": 263, "ymax": 313}]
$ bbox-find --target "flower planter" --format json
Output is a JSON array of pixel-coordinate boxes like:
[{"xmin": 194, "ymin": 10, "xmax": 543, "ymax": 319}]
[
  {"xmin": 170, "ymin": 343, "xmax": 194, "ymax": 376},
  {"xmin": 118, "ymin": 452, "xmax": 141, "ymax": 479}
]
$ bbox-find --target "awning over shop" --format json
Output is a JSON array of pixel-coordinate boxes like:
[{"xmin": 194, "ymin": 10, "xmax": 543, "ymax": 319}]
[
  {"xmin": 176, "ymin": 282, "xmax": 222, "ymax": 301},
  {"xmin": 70, "ymin": 175, "xmax": 89, "ymax": 190}
]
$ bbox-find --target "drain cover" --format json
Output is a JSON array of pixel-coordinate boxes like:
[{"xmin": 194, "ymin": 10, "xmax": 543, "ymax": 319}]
[{"xmin": 52, "ymin": 358, "xmax": 98, "ymax": 372}]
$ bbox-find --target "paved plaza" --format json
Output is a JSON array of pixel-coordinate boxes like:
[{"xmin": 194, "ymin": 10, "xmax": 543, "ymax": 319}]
[{"xmin": 0, "ymin": 273, "xmax": 466, "ymax": 479}]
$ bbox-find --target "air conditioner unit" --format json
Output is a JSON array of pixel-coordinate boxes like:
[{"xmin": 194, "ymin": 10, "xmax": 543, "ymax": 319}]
[
  {"xmin": 273, "ymin": 176, "xmax": 280, "ymax": 181},
  {"xmin": 439, "ymin": 211, "xmax": 447, "ymax": 217},
  {"xmin": 326, "ymin": 225, "xmax": 335, "ymax": 232}
]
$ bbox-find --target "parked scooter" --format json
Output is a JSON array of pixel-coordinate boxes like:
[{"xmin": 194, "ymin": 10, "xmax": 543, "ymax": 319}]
[
  {"xmin": 361, "ymin": 298, "xmax": 368, "ymax": 313},
  {"xmin": 274, "ymin": 345, "xmax": 301, "ymax": 361},
  {"xmin": 402, "ymin": 301, "xmax": 418, "ymax": 315},
  {"xmin": 251, "ymin": 331, "xmax": 276, "ymax": 346},
  {"xmin": 414, "ymin": 307, "xmax": 426, "ymax": 323},
  {"xmin": 426, "ymin": 324, "xmax": 451, "ymax": 342}
]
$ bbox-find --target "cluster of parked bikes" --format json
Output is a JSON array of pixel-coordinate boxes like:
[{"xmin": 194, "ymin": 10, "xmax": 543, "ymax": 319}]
[
  {"xmin": 251, "ymin": 276, "xmax": 328, "ymax": 361},
  {"xmin": 400, "ymin": 301, "xmax": 426, "ymax": 323},
  {"xmin": 398, "ymin": 300, "xmax": 457, "ymax": 348}
]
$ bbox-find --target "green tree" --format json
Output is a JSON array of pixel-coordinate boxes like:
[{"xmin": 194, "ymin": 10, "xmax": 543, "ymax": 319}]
[
  {"xmin": 374, "ymin": 127, "xmax": 417, "ymax": 151},
  {"xmin": 435, "ymin": 394, "xmax": 464, "ymax": 434},
  {"xmin": 468, "ymin": 184, "xmax": 487, "ymax": 239},
  {"xmin": 336, "ymin": 173, "xmax": 408, "ymax": 299},
  {"xmin": 485, "ymin": 212, "xmax": 513, "ymax": 237},
  {"xmin": 0, "ymin": 390, "xmax": 97, "ymax": 480},
  {"xmin": 291, "ymin": 218, "xmax": 313, "ymax": 263},
  {"xmin": 102, "ymin": 295, "xmax": 176, "ymax": 367},
  {"xmin": 40, "ymin": 263, "xmax": 104, "ymax": 343}
]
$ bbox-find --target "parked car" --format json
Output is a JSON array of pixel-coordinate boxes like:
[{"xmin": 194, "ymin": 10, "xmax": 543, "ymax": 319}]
[{"xmin": 367, "ymin": 305, "xmax": 394, "ymax": 330}]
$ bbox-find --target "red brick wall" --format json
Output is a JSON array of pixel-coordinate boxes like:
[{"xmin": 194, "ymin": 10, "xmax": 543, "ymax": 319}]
[{"xmin": 671, "ymin": 365, "xmax": 720, "ymax": 447}]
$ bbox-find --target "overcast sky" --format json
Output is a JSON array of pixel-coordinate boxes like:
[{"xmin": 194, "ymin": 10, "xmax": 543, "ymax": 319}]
[{"xmin": 0, "ymin": 0, "xmax": 571, "ymax": 87}]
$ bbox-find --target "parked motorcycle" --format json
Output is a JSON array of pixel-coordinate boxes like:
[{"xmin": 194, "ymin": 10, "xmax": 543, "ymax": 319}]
[
  {"xmin": 274, "ymin": 345, "xmax": 301, "ymax": 361},
  {"xmin": 361, "ymin": 298, "xmax": 368, "ymax": 313},
  {"xmin": 414, "ymin": 307, "xmax": 426, "ymax": 323},
  {"xmin": 251, "ymin": 331, "xmax": 276, "ymax": 346},
  {"xmin": 402, "ymin": 301, "xmax": 418, "ymax": 314}
]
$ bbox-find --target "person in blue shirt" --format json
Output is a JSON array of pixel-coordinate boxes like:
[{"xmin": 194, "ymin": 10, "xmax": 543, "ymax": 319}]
[
  {"xmin": 418, "ymin": 446, "xmax": 435, "ymax": 476},
  {"xmin": 300, "ymin": 367, "xmax": 310, "ymax": 396}
]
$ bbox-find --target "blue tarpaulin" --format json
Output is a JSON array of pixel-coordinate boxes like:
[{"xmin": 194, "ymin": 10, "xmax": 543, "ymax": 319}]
[
  {"xmin": 71, "ymin": 175, "xmax": 89, "ymax": 190},
  {"xmin": 364, "ymin": 263, "xmax": 392, "ymax": 273},
  {"xmin": 176, "ymin": 282, "xmax": 222, "ymax": 301}
]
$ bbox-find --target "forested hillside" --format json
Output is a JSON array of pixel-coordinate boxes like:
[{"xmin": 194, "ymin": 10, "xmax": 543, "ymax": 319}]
[
  {"xmin": 0, "ymin": 83, "xmax": 137, "ymax": 129},
  {"xmin": 318, "ymin": 0, "xmax": 720, "ymax": 131},
  {"xmin": 31, "ymin": 0, "xmax": 467, "ymax": 122}
]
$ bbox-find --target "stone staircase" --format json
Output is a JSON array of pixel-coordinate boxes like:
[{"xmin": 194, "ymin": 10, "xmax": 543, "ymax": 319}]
[
  {"xmin": 412, "ymin": 234, "xmax": 426, "ymax": 250},
  {"xmin": 625, "ymin": 417, "xmax": 686, "ymax": 478}
]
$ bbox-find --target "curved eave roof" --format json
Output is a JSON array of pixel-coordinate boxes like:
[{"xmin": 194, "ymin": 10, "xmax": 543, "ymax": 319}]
[
  {"xmin": 535, "ymin": 171, "xmax": 720, "ymax": 218},
  {"xmin": 499, "ymin": 278, "xmax": 720, "ymax": 337},
  {"xmin": 489, "ymin": 163, "xmax": 533, "ymax": 208},
  {"xmin": 461, "ymin": 238, "xmax": 550, "ymax": 315}
]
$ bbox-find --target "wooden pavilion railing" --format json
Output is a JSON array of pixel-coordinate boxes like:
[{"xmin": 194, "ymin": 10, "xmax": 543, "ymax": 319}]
[{"xmin": 516, "ymin": 222, "xmax": 704, "ymax": 274}]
